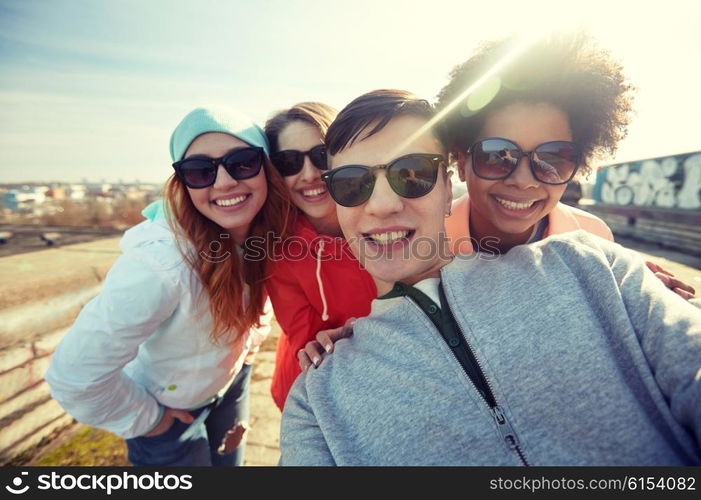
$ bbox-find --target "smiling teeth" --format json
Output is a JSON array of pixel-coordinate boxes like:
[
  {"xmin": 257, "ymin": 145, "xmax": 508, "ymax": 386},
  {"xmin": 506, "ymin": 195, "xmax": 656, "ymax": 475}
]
[
  {"xmin": 368, "ymin": 231, "xmax": 409, "ymax": 244},
  {"xmin": 495, "ymin": 197, "xmax": 535, "ymax": 210},
  {"xmin": 215, "ymin": 195, "xmax": 247, "ymax": 207},
  {"xmin": 302, "ymin": 187, "xmax": 326, "ymax": 197}
]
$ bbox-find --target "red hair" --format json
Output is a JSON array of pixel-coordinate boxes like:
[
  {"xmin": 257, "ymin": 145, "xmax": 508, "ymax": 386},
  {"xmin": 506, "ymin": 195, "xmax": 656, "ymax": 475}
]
[{"xmin": 164, "ymin": 158, "xmax": 292, "ymax": 344}]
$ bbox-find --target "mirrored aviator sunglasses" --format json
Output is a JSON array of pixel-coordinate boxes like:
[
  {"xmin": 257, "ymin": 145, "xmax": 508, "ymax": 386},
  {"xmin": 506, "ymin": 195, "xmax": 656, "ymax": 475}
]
[
  {"xmin": 270, "ymin": 144, "xmax": 328, "ymax": 176},
  {"xmin": 172, "ymin": 146, "xmax": 264, "ymax": 189},
  {"xmin": 469, "ymin": 138, "xmax": 581, "ymax": 185},
  {"xmin": 320, "ymin": 153, "xmax": 444, "ymax": 207}
]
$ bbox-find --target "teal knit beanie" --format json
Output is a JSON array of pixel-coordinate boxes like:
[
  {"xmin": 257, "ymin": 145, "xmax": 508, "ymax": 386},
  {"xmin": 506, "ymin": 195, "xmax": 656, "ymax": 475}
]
[
  {"xmin": 141, "ymin": 107, "xmax": 270, "ymax": 223},
  {"xmin": 169, "ymin": 107, "xmax": 270, "ymax": 162}
]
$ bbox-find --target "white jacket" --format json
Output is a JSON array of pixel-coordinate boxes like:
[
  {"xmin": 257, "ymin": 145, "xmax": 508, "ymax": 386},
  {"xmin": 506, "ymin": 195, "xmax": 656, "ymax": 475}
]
[{"xmin": 45, "ymin": 218, "xmax": 270, "ymax": 439}]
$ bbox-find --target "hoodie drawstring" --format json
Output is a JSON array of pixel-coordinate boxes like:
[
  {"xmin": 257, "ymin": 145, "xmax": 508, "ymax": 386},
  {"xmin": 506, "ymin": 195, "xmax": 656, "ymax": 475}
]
[{"xmin": 316, "ymin": 240, "xmax": 329, "ymax": 321}]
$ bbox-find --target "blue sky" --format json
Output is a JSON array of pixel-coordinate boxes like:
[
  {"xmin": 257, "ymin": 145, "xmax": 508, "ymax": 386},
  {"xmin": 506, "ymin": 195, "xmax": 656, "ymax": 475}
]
[{"xmin": 1, "ymin": 0, "xmax": 700, "ymax": 183}]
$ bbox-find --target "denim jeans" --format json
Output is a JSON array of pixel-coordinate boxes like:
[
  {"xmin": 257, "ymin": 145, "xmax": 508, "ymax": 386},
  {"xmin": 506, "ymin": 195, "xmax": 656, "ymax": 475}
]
[{"xmin": 126, "ymin": 363, "xmax": 253, "ymax": 466}]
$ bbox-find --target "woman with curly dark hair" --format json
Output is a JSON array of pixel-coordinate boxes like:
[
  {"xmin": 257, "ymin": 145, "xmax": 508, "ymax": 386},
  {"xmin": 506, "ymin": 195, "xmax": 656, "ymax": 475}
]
[
  {"xmin": 438, "ymin": 32, "xmax": 633, "ymax": 255},
  {"xmin": 436, "ymin": 32, "xmax": 693, "ymax": 299}
]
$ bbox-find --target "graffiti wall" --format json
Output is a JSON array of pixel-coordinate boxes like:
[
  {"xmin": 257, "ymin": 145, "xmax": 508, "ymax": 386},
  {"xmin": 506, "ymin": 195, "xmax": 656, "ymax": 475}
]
[{"xmin": 593, "ymin": 151, "xmax": 701, "ymax": 210}]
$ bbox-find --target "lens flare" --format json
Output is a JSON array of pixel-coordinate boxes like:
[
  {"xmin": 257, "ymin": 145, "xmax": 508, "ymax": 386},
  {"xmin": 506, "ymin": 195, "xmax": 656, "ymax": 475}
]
[
  {"xmin": 466, "ymin": 76, "xmax": 502, "ymax": 113},
  {"xmin": 388, "ymin": 33, "xmax": 542, "ymax": 159}
]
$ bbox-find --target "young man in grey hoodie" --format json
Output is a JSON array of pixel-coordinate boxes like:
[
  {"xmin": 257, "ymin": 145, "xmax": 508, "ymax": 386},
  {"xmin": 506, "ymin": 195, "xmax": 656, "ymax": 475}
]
[{"xmin": 279, "ymin": 89, "xmax": 701, "ymax": 466}]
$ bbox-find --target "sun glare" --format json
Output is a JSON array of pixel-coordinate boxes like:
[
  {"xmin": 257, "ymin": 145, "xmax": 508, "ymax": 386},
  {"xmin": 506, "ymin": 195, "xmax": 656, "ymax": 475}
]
[{"xmin": 388, "ymin": 32, "xmax": 542, "ymax": 159}]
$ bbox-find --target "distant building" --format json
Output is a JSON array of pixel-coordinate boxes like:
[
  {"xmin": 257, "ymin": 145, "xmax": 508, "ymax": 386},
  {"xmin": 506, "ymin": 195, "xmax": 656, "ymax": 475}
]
[
  {"xmin": 69, "ymin": 185, "xmax": 86, "ymax": 200},
  {"xmin": 0, "ymin": 181, "xmax": 162, "ymax": 215},
  {"xmin": 45, "ymin": 188, "xmax": 66, "ymax": 200},
  {"xmin": 4, "ymin": 186, "xmax": 48, "ymax": 212},
  {"xmin": 125, "ymin": 188, "xmax": 148, "ymax": 200}
]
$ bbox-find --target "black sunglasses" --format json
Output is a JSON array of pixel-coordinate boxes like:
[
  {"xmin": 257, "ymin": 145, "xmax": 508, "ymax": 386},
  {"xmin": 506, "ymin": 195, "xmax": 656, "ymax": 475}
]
[
  {"xmin": 270, "ymin": 144, "xmax": 328, "ymax": 176},
  {"xmin": 320, "ymin": 153, "xmax": 444, "ymax": 207},
  {"xmin": 172, "ymin": 146, "xmax": 264, "ymax": 189},
  {"xmin": 468, "ymin": 137, "xmax": 581, "ymax": 185}
]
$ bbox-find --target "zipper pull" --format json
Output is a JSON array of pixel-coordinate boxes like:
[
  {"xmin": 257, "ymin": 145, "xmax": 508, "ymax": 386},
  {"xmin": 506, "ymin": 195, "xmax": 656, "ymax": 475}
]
[{"xmin": 491, "ymin": 406, "xmax": 520, "ymax": 451}]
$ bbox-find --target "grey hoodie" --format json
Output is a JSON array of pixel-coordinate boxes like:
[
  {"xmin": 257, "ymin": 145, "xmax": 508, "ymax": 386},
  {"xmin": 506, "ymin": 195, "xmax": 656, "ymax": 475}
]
[{"xmin": 280, "ymin": 231, "xmax": 701, "ymax": 465}]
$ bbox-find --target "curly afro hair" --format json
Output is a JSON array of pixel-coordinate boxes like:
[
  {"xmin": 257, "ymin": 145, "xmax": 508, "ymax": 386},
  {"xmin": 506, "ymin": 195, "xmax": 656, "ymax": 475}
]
[{"xmin": 435, "ymin": 32, "xmax": 635, "ymax": 175}]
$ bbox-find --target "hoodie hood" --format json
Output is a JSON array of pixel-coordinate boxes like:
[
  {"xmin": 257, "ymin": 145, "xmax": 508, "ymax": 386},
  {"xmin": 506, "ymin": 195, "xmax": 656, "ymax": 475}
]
[
  {"xmin": 142, "ymin": 199, "xmax": 167, "ymax": 222},
  {"xmin": 120, "ymin": 216, "xmax": 174, "ymax": 253}
]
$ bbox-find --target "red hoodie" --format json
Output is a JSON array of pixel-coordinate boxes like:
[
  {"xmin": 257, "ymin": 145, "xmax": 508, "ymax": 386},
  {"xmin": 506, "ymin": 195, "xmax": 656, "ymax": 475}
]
[{"xmin": 266, "ymin": 215, "xmax": 376, "ymax": 410}]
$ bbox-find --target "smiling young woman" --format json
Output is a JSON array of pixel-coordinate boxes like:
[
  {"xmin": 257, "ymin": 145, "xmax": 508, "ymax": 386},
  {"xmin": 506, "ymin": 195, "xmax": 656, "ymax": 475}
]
[
  {"xmin": 435, "ymin": 32, "xmax": 694, "ymax": 299},
  {"xmin": 438, "ymin": 32, "xmax": 632, "ymax": 255},
  {"xmin": 263, "ymin": 103, "xmax": 376, "ymax": 410},
  {"xmin": 46, "ymin": 107, "xmax": 293, "ymax": 466}
]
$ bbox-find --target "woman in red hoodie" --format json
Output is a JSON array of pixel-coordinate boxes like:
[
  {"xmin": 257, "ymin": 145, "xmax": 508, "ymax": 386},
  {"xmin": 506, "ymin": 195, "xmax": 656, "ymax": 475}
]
[{"xmin": 264, "ymin": 102, "xmax": 376, "ymax": 410}]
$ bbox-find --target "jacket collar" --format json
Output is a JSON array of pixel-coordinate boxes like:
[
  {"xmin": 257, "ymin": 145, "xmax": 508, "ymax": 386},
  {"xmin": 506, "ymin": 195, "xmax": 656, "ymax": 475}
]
[
  {"xmin": 445, "ymin": 193, "xmax": 578, "ymax": 254},
  {"xmin": 544, "ymin": 202, "xmax": 582, "ymax": 237}
]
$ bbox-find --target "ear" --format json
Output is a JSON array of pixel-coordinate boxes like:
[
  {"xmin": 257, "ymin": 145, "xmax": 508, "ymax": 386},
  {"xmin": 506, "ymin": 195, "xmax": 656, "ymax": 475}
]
[
  {"xmin": 444, "ymin": 169, "xmax": 454, "ymax": 216},
  {"xmin": 456, "ymin": 151, "xmax": 468, "ymax": 182}
]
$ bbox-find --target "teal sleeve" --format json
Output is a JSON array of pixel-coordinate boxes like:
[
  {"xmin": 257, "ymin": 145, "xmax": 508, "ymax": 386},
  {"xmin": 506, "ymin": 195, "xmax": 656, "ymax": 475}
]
[{"xmin": 141, "ymin": 199, "xmax": 167, "ymax": 221}]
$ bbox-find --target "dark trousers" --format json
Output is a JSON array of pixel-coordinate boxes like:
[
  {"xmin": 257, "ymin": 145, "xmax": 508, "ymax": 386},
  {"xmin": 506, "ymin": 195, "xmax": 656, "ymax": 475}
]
[{"xmin": 126, "ymin": 363, "xmax": 253, "ymax": 466}]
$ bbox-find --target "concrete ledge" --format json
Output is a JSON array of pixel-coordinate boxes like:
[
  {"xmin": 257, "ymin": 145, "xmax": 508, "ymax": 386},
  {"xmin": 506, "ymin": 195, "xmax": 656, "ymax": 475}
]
[
  {"xmin": 0, "ymin": 344, "xmax": 33, "ymax": 374},
  {"xmin": 0, "ymin": 397, "xmax": 71, "ymax": 462},
  {"xmin": 1, "ymin": 413, "xmax": 75, "ymax": 464},
  {"xmin": 0, "ymin": 355, "xmax": 51, "ymax": 404},
  {"xmin": 0, "ymin": 382, "xmax": 52, "ymax": 423},
  {"xmin": 0, "ymin": 236, "xmax": 122, "ymax": 311},
  {"xmin": 0, "ymin": 237, "xmax": 123, "ymax": 465},
  {"xmin": 0, "ymin": 328, "xmax": 67, "ymax": 403},
  {"xmin": 580, "ymin": 204, "xmax": 701, "ymax": 257},
  {"xmin": 584, "ymin": 203, "xmax": 701, "ymax": 224},
  {"xmin": 0, "ymin": 287, "xmax": 102, "ymax": 345}
]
